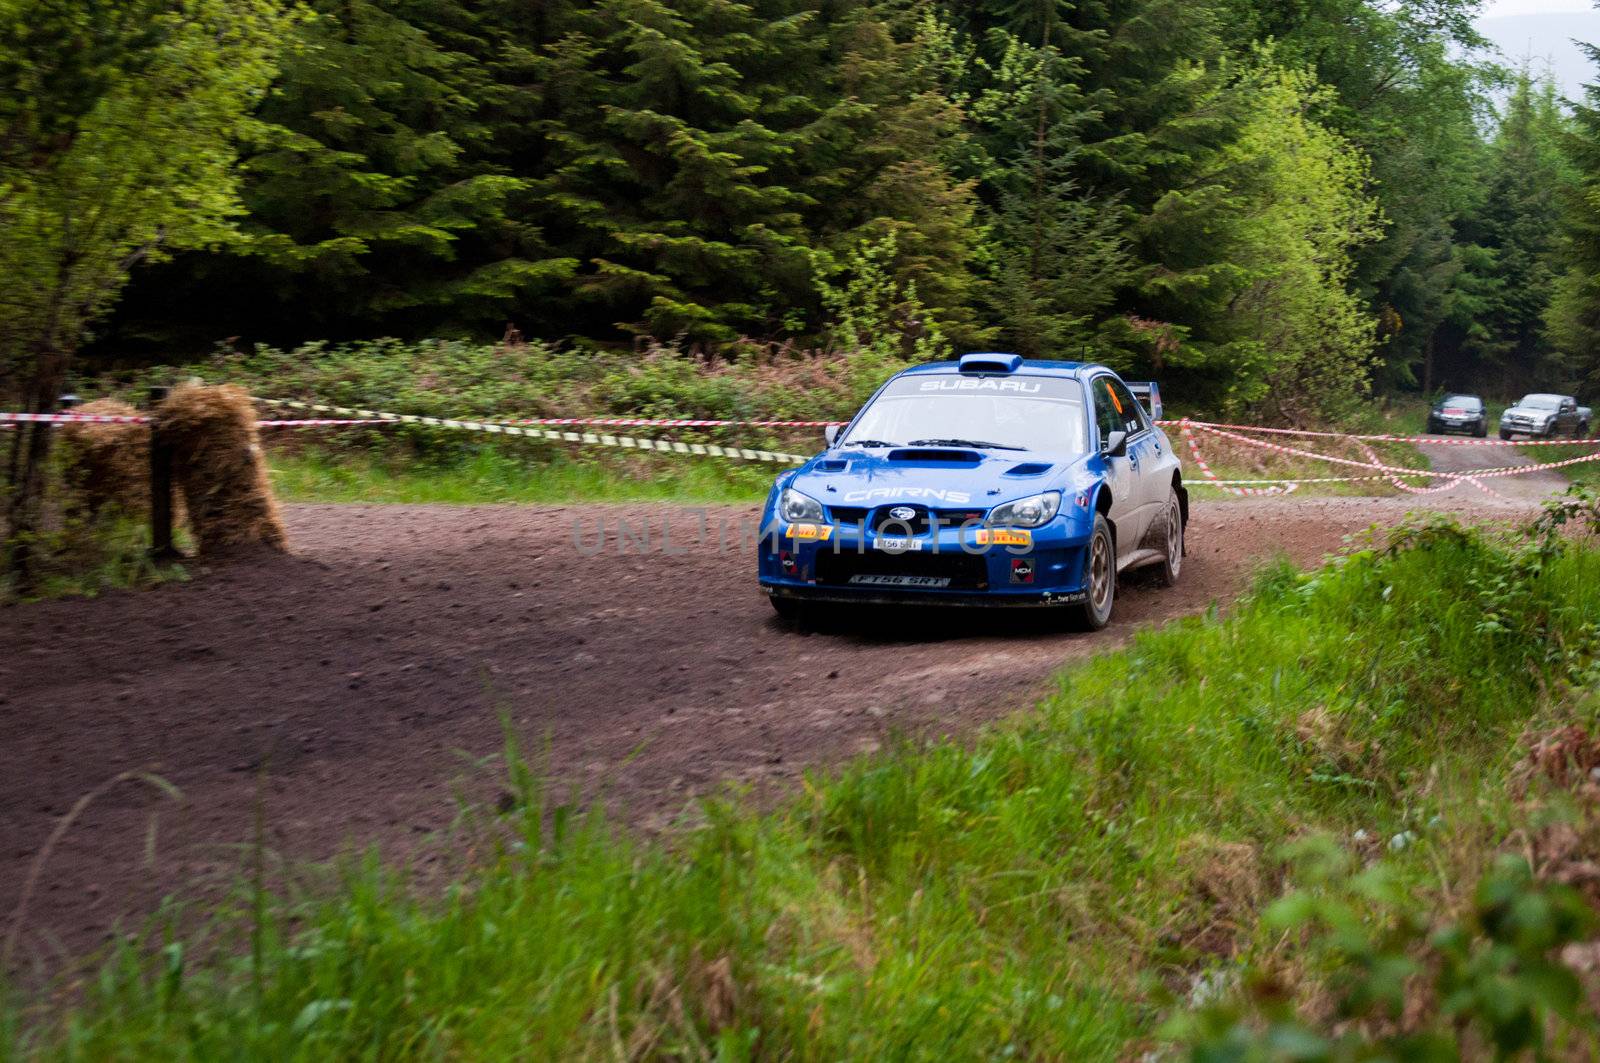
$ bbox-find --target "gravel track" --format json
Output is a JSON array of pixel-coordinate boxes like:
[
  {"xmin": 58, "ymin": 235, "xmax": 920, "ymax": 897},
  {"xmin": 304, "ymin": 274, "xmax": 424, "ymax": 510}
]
[{"xmin": 0, "ymin": 482, "xmax": 1553, "ymax": 967}]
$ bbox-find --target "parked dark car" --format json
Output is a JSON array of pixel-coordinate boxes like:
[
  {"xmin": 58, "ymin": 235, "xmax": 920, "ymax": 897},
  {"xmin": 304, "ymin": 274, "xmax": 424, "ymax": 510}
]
[
  {"xmin": 1499, "ymin": 394, "xmax": 1592, "ymax": 439},
  {"xmin": 1426, "ymin": 394, "xmax": 1488, "ymax": 437}
]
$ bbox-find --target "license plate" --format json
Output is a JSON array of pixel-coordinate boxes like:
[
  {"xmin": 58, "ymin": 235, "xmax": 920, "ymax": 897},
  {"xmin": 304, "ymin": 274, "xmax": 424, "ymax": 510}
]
[
  {"xmin": 848, "ymin": 574, "xmax": 951, "ymax": 588},
  {"xmin": 874, "ymin": 536, "xmax": 923, "ymax": 552}
]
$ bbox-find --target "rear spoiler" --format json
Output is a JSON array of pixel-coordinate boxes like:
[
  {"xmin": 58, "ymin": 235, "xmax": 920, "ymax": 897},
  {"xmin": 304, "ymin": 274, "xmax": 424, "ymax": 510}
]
[{"xmin": 1126, "ymin": 381, "xmax": 1163, "ymax": 422}]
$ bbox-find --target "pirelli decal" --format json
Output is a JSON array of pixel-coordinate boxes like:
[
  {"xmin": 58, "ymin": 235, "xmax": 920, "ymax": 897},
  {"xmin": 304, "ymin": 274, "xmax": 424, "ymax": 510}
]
[
  {"xmin": 784, "ymin": 523, "xmax": 834, "ymax": 541},
  {"xmin": 974, "ymin": 528, "xmax": 1032, "ymax": 547}
]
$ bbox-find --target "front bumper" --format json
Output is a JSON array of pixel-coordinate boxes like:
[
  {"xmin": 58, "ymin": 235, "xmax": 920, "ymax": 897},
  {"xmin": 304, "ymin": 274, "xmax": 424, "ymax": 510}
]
[
  {"xmin": 1429, "ymin": 417, "xmax": 1477, "ymax": 434},
  {"xmin": 757, "ymin": 518, "xmax": 1092, "ymax": 607}
]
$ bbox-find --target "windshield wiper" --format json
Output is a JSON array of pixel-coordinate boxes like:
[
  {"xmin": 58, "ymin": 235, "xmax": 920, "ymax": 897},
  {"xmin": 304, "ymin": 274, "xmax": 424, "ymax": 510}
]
[
  {"xmin": 906, "ymin": 437, "xmax": 1026, "ymax": 451},
  {"xmin": 841, "ymin": 438, "xmax": 897, "ymax": 448}
]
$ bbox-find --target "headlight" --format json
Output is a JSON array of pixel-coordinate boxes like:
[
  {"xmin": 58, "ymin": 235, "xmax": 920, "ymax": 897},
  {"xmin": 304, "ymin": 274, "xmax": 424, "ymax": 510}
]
[
  {"xmin": 989, "ymin": 491, "xmax": 1061, "ymax": 528},
  {"xmin": 779, "ymin": 488, "xmax": 825, "ymax": 522}
]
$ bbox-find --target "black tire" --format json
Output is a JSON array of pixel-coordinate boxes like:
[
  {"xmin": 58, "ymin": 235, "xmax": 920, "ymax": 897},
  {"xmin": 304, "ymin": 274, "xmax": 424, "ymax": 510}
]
[
  {"xmin": 1154, "ymin": 488, "xmax": 1183, "ymax": 587},
  {"xmin": 1068, "ymin": 513, "xmax": 1116, "ymax": 631},
  {"xmin": 769, "ymin": 595, "xmax": 810, "ymax": 629},
  {"xmin": 1499, "ymin": 428, "xmax": 1513, "ymax": 441},
  {"xmin": 1583, "ymin": 421, "xmax": 1593, "ymax": 439},
  {"xmin": 1475, "ymin": 420, "xmax": 1488, "ymax": 438}
]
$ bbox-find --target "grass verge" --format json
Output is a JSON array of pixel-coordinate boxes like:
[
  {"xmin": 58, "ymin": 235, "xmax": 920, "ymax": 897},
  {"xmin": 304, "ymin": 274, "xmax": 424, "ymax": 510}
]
[
  {"xmin": 266, "ymin": 446, "xmax": 777, "ymax": 506},
  {"xmin": 1, "ymin": 515, "xmax": 188, "ymax": 605},
  {"xmin": 9, "ymin": 509, "xmax": 1600, "ymax": 1058}
]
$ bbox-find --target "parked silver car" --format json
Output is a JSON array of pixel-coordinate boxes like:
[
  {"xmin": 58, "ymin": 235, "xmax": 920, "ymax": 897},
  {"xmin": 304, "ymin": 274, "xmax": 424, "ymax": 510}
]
[{"xmin": 1499, "ymin": 394, "xmax": 1592, "ymax": 439}]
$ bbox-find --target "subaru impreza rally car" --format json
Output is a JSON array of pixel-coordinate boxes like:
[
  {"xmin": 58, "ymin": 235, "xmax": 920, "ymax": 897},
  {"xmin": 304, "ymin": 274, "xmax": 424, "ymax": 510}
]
[{"xmin": 758, "ymin": 353, "xmax": 1187, "ymax": 630}]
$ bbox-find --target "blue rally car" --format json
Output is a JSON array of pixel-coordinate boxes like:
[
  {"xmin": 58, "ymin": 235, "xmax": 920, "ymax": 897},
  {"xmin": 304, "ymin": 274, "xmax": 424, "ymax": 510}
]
[{"xmin": 757, "ymin": 353, "xmax": 1187, "ymax": 630}]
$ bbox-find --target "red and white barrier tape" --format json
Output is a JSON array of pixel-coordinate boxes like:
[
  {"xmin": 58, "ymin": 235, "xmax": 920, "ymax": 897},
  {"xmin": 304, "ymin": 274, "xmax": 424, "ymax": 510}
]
[
  {"xmin": 1178, "ymin": 422, "xmax": 1299, "ymax": 496},
  {"xmin": 1, "ymin": 412, "xmax": 389, "ymax": 428},
  {"xmin": 13, "ymin": 403, "xmax": 1600, "ymax": 490},
  {"xmin": 0, "ymin": 411, "xmax": 149, "ymax": 424},
  {"xmin": 1157, "ymin": 418, "xmax": 1600, "ymax": 447},
  {"xmin": 507, "ymin": 416, "xmax": 847, "ymax": 428},
  {"xmin": 1185, "ymin": 421, "xmax": 1600, "ymax": 497},
  {"xmin": 249, "ymin": 398, "xmax": 809, "ymax": 464},
  {"xmin": 257, "ymin": 418, "xmax": 392, "ymax": 428}
]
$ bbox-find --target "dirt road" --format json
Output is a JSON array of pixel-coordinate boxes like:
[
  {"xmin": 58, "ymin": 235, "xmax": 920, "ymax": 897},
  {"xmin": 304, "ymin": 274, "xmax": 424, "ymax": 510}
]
[
  {"xmin": 0, "ymin": 490, "xmax": 1546, "ymax": 966},
  {"xmin": 1415, "ymin": 436, "xmax": 1578, "ymax": 503}
]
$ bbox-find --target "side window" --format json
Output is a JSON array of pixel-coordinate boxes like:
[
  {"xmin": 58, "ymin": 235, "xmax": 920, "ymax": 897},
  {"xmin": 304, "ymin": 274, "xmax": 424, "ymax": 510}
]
[
  {"xmin": 1109, "ymin": 380, "xmax": 1147, "ymax": 434},
  {"xmin": 1092, "ymin": 378, "xmax": 1123, "ymax": 444}
]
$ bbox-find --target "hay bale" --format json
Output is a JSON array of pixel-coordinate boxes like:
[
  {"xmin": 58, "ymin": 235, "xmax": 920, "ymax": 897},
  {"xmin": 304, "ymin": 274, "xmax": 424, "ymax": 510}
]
[
  {"xmin": 153, "ymin": 383, "xmax": 287, "ymax": 555},
  {"xmin": 58, "ymin": 399, "xmax": 152, "ymax": 517}
]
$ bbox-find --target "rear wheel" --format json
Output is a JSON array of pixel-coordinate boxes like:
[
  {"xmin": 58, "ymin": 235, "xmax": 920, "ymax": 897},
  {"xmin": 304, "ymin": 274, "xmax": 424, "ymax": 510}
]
[
  {"xmin": 1068, "ymin": 513, "xmax": 1116, "ymax": 631},
  {"xmin": 1154, "ymin": 490, "xmax": 1183, "ymax": 587}
]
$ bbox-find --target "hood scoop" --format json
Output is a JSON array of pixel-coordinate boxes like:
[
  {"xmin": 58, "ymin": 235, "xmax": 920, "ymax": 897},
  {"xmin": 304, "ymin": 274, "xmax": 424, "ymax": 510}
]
[
  {"xmin": 887, "ymin": 447, "xmax": 982, "ymax": 463},
  {"xmin": 1003, "ymin": 462, "xmax": 1053, "ymax": 477},
  {"xmin": 816, "ymin": 459, "xmax": 849, "ymax": 472}
]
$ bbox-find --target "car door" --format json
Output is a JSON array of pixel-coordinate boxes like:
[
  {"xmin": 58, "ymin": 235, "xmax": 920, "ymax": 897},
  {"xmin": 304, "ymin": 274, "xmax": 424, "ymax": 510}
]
[
  {"xmin": 1562, "ymin": 398, "xmax": 1579, "ymax": 434},
  {"xmin": 1105, "ymin": 376, "xmax": 1167, "ymax": 528},
  {"xmin": 1090, "ymin": 375, "xmax": 1147, "ymax": 557}
]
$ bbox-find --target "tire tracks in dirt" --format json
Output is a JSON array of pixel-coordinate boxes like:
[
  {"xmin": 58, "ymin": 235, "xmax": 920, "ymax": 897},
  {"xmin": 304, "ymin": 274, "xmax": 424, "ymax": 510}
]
[{"xmin": 0, "ymin": 493, "xmax": 1542, "ymax": 964}]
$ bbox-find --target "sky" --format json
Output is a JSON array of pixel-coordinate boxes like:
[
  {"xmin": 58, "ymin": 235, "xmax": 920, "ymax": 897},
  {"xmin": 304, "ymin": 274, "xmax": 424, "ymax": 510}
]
[
  {"xmin": 1475, "ymin": 0, "xmax": 1598, "ymax": 95},
  {"xmin": 1481, "ymin": 0, "xmax": 1590, "ymax": 16}
]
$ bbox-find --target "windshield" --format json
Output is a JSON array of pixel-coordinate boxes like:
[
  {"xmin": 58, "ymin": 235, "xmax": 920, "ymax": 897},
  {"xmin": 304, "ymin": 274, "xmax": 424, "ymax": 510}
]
[
  {"xmin": 1520, "ymin": 394, "xmax": 1561, "ymax": 409},
  {"xmin": 1440, "ymin": 396, "xmax": 1480, "ymax": 410},
  {"xmin": 841, "ymin": 374, "xmax": 1088, "ymax": 454}
]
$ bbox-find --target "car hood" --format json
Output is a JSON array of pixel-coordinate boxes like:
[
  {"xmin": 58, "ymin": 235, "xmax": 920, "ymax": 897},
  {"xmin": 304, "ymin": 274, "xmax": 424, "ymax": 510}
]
[
  {"xmin": 1503, "ymin": 405, "xmax": 1555, "ymax": 418},
  {"xmin": 785, "ymin": 448, "xmax": 1094, "ymax": 509}
]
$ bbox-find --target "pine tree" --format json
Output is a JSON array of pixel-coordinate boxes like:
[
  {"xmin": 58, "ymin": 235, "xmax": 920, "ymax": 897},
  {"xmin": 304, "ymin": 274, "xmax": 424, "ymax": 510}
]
[
  {"xmin": 800, "ymin": 8, "xmax": 987, "ymax": 349},
  {"xmin": 1446, "ymin": 73, "xmax": 1569, "ymax": 387},
  {"xmin": 948, "ymin": 0, "xmax": 1258, "ymax": 381},
  {"xmin": 108, "ymin": 0, "xmax": 572, "ymax": 347},
  {"xmin": 530, "ymin": 0, "xmax": 826, "ymax": 345},
  {"xmin": 975, "ymin": 31, "xmax": 1129, "ymax": 357},
  {"xmin": 1549, "ymin": 46, "xmax": 1600, "ymax": 386}
]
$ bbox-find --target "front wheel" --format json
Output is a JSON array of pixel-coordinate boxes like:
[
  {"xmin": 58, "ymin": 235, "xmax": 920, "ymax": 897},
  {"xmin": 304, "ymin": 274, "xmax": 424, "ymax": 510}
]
[
  {"xmin": 769, "ymin": 595, "xmax": 811, "ymax": 630},
  {"xmin": 1475, "ymin": 420, "xmax": 1488, "ymax": 438},
  {"xmin": 1499, "ymin": 428, "xmax": 1513, "ymax": 440},
  {"xmin": 1067, "ymin": 513, "xmax": 1116, "ymax": 631}
]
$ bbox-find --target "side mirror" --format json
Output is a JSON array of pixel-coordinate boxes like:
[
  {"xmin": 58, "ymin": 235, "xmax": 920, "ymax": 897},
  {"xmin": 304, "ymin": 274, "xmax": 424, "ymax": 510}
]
[
  {"xmin": 824, "ymin": 424, "xmax": 840, "ymax": 447},
  {"xmin": 1102, "ymin": 430, "xmax": 1127, "ymax": 458}
]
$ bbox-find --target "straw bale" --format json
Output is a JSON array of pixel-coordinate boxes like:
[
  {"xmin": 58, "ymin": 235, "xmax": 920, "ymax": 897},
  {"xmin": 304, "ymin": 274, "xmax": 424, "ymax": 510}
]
[
  {"xmin": 153, "ymin": 384, "xmax": 287, "ymax": 554},
  {"xmin": 58, "ymin": 399, "xmax": 152, "ymax": 517}
]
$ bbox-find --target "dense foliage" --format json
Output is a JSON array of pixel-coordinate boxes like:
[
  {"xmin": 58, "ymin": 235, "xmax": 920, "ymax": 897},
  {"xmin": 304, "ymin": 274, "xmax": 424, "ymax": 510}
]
[
  {"xmin": 48, "ymin": 0, "xmax": 1586, "ymax": 416},
  {"xmin": 1550, "ymin": 39, "xmax": 1600, "ymax": 391}
]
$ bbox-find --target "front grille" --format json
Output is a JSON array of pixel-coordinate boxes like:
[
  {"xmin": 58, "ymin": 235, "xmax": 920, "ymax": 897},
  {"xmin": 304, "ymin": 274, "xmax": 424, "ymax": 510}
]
[
  {"xmin": 824, "ymin": 505, "xmax": 990, "ymax": 534},
  {"xmin": 814, "ymin": 548, "xmax": 990, "ymax": 589}
]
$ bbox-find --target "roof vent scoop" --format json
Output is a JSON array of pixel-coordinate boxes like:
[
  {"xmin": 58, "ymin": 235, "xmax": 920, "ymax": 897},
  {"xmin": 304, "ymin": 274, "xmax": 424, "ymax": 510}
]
[{"xmin": 958, "ymin": 352, "xmax": 1023, "ymax": 375}]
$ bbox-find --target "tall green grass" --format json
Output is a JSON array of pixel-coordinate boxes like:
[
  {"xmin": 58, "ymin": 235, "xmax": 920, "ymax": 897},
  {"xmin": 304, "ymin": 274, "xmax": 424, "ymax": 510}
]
[{"xmin": 9, "ymin": 516, "xmax": 1600, "ymax": 1059}]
